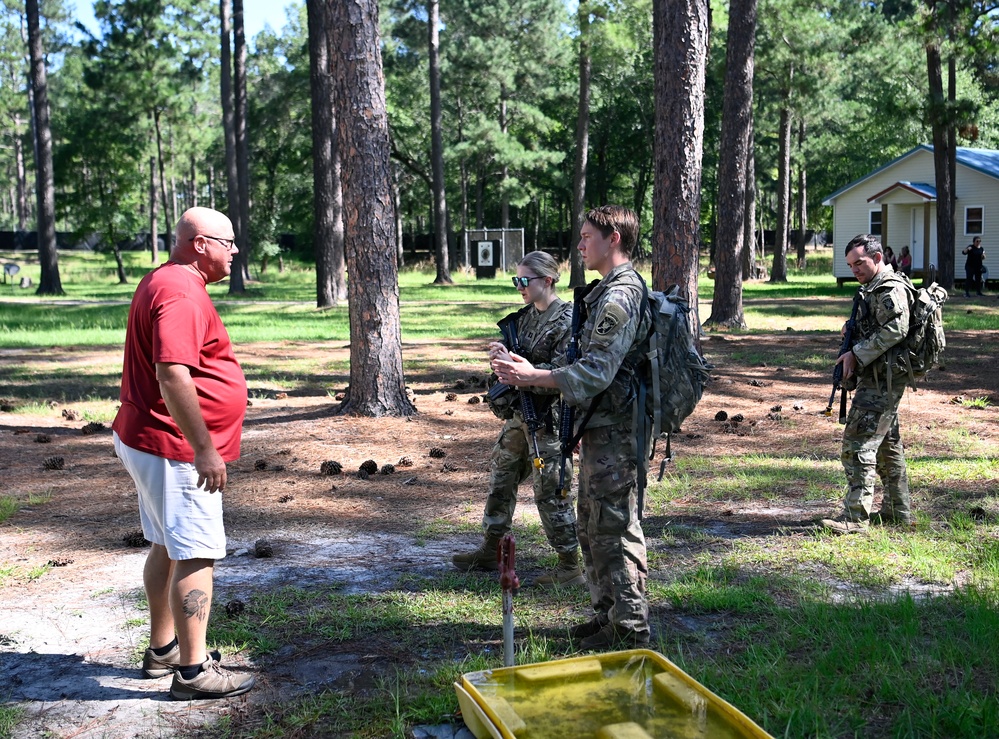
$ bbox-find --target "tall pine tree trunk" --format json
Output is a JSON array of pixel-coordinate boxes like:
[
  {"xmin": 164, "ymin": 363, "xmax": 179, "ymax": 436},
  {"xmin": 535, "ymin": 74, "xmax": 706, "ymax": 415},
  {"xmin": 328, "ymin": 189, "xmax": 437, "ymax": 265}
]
[
  {"xmin": 221, "ymin": 0, "xmax": 240, "ymax": 258},
  {"xmin": 651, "ymin": 0, "xmax": 708, "ymax": 338},
  {"xmin": 149, "ymin": 157, "xmax": 158, "ymax": 265},
  {"xmin": 231, "ymin": 0, "xmax": 251, "ymax": 290},
  {"xmin": 308, "ymin": 0, "xmax": 347, "ymax": 308},
  {"xmin": 569, "ymin": 5, "xmax": 591, "ymax": 288},
  {"xmin": 770, "ymin": 95, "xmax": 792, "ymax": 283},
  {"xmin": 26, "ymin": 0, "xmax": 62, "ymax": 295},
  {"xmin": 707, "ymin": 0, "xmax": 755, "ymax": 329},
  {"xmin": 428, "ymin": 0, "xmax": 452, "ymax": 284},
  {"xmin": 795, "ymin": 118, "xmax": 807, "ymax": 268},
  {"xmin": 152, "ymin": 111, "xmax": 171, "ymax": 259},
  {"xmin": 14, "ymin": 130, "xmax": 28, "ymax": 230},
  {"xmin": 742, "ymin": 113, "xmax": 757, "ymax": 280},
  {"xmin": 329, "ymin": 0, "xmax": 415, "ymax": 417}
]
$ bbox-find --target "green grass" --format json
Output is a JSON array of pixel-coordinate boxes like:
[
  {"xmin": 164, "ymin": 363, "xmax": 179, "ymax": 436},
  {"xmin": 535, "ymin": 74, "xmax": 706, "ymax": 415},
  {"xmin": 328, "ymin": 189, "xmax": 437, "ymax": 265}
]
[{"xmin": 0, "ymin": 703, "xmax": 25, "ymax": 739}]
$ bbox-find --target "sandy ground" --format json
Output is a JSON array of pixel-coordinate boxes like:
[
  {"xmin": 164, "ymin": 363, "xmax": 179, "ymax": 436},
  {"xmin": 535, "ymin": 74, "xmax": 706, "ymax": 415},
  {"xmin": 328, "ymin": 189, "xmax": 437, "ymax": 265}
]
[{"xmin": 1, "ymin": 328, "xmax": 996, "ymax": 737}]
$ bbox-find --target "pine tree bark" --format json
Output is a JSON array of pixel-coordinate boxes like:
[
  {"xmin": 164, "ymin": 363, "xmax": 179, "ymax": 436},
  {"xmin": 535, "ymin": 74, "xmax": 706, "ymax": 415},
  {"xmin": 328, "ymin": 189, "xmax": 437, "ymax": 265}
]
[
  {"xmin": 741, "ymin": 113, "xmax": 757, "ymax": 281},
  {"xmin": 329, "ymin": 0, "xmax": 416, "ymax": 417},
  {"xmin": 221, "ymin": 0, "xmax": 240, "ymax": 258},
  {"xmin": 569, "ymin": 4, "xmax": 591, "ymax": 288},
  {"xmin": 14, "ymin": 131, "xmax": 28, "ymax": 231},
  {"xmin": 651, "ymin": 0, "xmax": 708, "ymax": 337},
  {"xmin": 795, "ymin": 118, "xmax": 807, "ymax": 268},
  {"xmin": 925, "ymin": 43, "xmax": 955, "ymax": 289},
  {"xmin": 149, "ymin": 156, "xmax": 158, "ymax": 265},
  {"xmin": 428, "ymin": 0, "xmax": 452, "ymax": 284},
  {"xmin": 707, "ymin": 0, "xmax": 755, "ymax": 329},
  {"xmin": 308, "ymin": 0, "xmax": 347, "ymax": 308},
  {"xmin": 770, "ymin": 97, "xmax": 792, "ymax": 283},
  {"xmin": 26, "ymin": 0, "xmax": 62, "ymax": 295},
  {"xmin": 231, "ymin": 0, "xmax": 251, "ymax": 290}
]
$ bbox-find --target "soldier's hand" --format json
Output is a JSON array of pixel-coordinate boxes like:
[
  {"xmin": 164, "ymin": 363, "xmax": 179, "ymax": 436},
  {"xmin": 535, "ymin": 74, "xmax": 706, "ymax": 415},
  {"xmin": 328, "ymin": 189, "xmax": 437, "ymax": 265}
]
[
  {"xmin": 492, "ymin": 352, "xmax": 536, "ymax": 386},
  {"xmin": 835, "ymin": 350, "xmax": 857, "ymax": 380},
  {"xmin": 487, "ymin": 341, "xmax": 512, "ymax": 363},
  {"xmin": 194, "ymin": 447, "xmax": 227, "ymax": 493}
]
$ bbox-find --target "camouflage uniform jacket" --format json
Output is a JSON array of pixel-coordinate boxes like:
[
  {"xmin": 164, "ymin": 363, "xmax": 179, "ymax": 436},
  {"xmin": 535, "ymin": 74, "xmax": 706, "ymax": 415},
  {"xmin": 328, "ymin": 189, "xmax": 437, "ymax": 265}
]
[
  {"xmin": 487, "ymin": 299, "xmax": 571, "ymax": 420},
  {"xmin": 552, "ymin": 263, "xmax": 651, "ymax": 428},
  {"xmin": 850, "ymin": 266, "xmax": 911, "ymax": 386}
]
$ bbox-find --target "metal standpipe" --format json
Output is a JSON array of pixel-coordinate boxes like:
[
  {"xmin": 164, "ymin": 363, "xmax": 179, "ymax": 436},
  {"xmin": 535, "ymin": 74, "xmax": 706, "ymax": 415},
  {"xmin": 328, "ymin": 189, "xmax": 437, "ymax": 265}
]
[{"xmin": 498, "ymin": 534, "xmax": 519, "ymax": 668}]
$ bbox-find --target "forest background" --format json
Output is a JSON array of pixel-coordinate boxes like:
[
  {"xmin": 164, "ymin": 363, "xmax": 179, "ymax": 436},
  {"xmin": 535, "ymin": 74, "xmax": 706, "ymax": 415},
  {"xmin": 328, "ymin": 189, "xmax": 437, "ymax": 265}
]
[{"xmin": 2, "ymin": 0, "xmax": 998, "ymax": 301}]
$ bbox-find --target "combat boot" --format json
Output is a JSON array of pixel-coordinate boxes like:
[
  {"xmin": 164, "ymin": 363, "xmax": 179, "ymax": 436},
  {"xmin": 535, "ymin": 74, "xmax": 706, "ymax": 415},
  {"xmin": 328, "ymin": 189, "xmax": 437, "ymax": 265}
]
[
  {"xmin": 452, "ymin": 534, "xmax": 502, "ymax": 572},
  {"xmin": 535, "ymin": 550, "xmax": 585, "ymax": 588}
]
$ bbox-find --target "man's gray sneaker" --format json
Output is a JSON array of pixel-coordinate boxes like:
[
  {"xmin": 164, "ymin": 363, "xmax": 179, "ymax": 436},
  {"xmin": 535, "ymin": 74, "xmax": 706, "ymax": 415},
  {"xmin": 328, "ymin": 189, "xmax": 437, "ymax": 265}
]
[
  {"xmin": 142, "ymin": 645, "xmax": 222, "ymax": 679},
  {"xmin": 169, "ymin": 656, "xmax": 255, "ymax": 700},
  {"xmin": 820, "ymin": 515, "xmax": 869, "ymax": 534}
]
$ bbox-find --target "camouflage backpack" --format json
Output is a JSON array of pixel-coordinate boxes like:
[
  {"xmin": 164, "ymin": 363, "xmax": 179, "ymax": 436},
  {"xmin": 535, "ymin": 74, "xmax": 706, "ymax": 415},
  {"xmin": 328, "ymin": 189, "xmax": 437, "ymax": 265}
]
[
  {"xmin": 638, "ymin": 283, "xmax": 712, "ymax": 442},
  {"xmin": 898, "ymin": 276, "xmax": 948, "ymax": 385}
]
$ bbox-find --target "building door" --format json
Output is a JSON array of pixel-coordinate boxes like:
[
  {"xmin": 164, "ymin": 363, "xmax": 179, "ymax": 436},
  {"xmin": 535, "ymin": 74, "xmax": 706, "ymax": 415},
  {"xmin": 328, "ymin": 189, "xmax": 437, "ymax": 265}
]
[{"xmin": 909, "ymin": 205, "xmax": 938, "ymax": 271}]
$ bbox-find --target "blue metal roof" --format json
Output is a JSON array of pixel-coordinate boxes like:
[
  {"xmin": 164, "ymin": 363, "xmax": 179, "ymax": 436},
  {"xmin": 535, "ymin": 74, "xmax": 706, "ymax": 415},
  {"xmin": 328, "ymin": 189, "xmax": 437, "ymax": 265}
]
[
  {"xmin": 822, "ymin": 144, "xmax": 999, "ymax": 205},
  {"xmin": 867, "ymin": 181, "xmax": 938, "ymax": 202}
]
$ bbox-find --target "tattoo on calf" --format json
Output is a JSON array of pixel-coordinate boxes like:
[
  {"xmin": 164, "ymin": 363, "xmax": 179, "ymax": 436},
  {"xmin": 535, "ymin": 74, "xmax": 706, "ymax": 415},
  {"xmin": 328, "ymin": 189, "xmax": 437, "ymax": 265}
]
[{"xmin": 182, "ymin": 589, "xmax": 210, "ymax": 622}]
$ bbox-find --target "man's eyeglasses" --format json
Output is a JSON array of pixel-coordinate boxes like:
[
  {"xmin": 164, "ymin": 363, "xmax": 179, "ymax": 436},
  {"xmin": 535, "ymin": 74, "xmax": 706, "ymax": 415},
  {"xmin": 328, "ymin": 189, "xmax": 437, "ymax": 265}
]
[
  {"xmin": 191, "ymin": 235, "xmax": 236, "ymax": 251},
  {"xmin": 512, "ymin": 275, "xmax": 544, "ymax": 288}
]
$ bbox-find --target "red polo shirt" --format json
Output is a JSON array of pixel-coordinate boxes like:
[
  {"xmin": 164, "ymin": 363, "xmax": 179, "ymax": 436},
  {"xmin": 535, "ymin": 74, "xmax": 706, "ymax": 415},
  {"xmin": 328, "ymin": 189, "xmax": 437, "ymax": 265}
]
[{"xmin": 112, "ymin": 262, "xmax": 247, "ymax": 463}]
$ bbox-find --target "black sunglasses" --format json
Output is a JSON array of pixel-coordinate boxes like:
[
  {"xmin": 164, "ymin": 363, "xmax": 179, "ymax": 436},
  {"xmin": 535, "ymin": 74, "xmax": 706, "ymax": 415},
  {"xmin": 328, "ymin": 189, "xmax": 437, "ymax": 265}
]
[{"xmin": 512, "ymin": 276, "xmax": 544, "ymax": 288}]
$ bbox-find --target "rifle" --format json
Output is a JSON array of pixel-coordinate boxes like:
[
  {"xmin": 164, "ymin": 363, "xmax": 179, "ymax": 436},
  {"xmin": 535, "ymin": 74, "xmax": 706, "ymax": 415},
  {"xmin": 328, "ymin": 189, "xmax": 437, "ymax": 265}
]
[
  {"xmin": 824, "ymin": 293, "xmax": 862, "ymax": 424},
  {"xmin": 497, "ymin": 313, "xmax": 545, "ymax": 472}
]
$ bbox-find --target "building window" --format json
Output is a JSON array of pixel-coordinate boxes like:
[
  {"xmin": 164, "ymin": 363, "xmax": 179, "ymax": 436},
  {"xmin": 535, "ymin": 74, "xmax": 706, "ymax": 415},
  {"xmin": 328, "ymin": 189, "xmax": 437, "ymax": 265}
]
[
  {"xmin": 869, "ymin": 210, "xmax": 882, "ymax": 236},
  {"xmin": 965, "ymin": 206, "xmax": 984, "ymax": 235}
]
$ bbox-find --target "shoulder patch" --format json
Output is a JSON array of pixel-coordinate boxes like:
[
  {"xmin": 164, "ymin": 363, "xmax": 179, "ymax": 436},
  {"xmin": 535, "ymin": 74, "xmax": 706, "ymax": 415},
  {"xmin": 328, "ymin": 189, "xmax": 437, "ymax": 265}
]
[
  {"xmin": 593, "ymin": 303, "xmax": 629, "ymax": 338},
  {"xmin": 881, "ymin": 293, "xmax": 898, "ymax": 314}
]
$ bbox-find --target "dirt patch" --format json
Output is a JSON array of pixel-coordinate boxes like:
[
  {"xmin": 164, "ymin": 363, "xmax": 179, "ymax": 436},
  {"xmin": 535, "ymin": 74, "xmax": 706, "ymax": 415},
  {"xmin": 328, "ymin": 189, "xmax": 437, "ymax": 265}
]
[{"xmin": 1, "ymin": 331, "xmax": 997, "ymax": 737}]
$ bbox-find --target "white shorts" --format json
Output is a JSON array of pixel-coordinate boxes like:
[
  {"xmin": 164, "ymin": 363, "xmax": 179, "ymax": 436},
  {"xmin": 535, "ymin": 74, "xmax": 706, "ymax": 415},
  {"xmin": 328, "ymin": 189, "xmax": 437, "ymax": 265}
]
[{"xmin": 114, "ymin": 432, "xmax": 227, "ymax": 561}]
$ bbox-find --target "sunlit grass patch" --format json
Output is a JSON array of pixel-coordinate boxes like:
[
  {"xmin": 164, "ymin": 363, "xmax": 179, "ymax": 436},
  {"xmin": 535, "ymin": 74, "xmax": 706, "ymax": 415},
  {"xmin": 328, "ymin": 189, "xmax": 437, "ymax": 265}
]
[
  {"xmin": 649, "ymin": 565, "xmax": 775, "ymax": 613},
  {"xmin": 650, "ymin": 454, "xmax": 842, "ymax": 504}
]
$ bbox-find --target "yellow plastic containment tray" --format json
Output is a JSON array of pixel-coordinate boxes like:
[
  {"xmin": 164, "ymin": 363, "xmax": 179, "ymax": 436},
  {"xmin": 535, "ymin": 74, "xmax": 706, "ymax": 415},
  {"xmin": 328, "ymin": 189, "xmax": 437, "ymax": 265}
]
[{"xmin": 455, "ymin": 649, "xmax": 773, "ymax": 739}]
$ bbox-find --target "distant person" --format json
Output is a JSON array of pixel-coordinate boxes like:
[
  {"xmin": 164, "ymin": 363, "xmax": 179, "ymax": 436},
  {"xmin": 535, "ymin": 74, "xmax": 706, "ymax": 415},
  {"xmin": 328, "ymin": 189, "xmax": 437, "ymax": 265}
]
[
  {"xmin": 454, "ymin": 251, "xmax": 583, "ymax": 588},
  {"xmin": 112, "ymin": 207, "xmax": 255, "ymax": 700},
  {"xmin": 898, "ymin": 245, "xmax": 912, "ymax": 277},
  {"xmin": 884, "ymin": 246, "xmax": 898, "ymax": 272},
  {"xmin": 493, "ymin": 205, "xmax": 652, "ymax": 650},
  {"xmin": 962, "ymin": 236, "xmax": 986, "ymax": 297},
  {"xmin": 821, "ymin": 234, "xmax": 913, "ymax": 534}
]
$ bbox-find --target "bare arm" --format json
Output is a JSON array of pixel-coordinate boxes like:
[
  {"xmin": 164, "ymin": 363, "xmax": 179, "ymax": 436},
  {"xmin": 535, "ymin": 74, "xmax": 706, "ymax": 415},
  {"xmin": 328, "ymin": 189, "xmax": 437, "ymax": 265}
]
[{"xmin": 155, "ymin": 362, "xmax": 227, "ymax": 493}]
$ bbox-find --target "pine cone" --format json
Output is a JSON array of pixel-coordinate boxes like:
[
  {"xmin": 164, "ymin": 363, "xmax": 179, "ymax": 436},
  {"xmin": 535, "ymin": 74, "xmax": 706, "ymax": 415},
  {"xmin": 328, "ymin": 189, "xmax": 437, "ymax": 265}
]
[
  {"xmin": 441, "ymin": 461, "xmax": 457, "ymax": 472},
  {"xmin": 61, "ymin": 408, "xmax": 81, "ymax": 421},
  {"xmin": 224, "ymin": 599, "xmax": 245, "ymax": 617},
  {"xmin": 254, "ymin": 459, "xmax": 268, "ymax": 471},
  {"xmin": 454, "ymin": 379, "xmax": 467, "ymax": 390},
  {"xmin": 81, "ymin": 421, "xmax": 106, "ymax": 435},
  {"xmin": 359, "ymin": 459, "xmax": 378, "ymax": 474},
  {"xmin": 467, "ymin": 396, "xmax": 481, "ymax": 405},
  {"xmin": 320, "ymin": 460, "xmax": 343, "ymax": 476},
  {"xmin": 397, "ymin": 456, "xmax": 414, "ymax": 467},
  {"xmin": 428, "ymin": 447, "xmax": 446, "ymax": 459},
  {"xmin": 254, "ymin": 539, "xmax": 273, "ymax": 558},
  {"xmin": 122, "ymin": 530, "xmax": 150, "ymax": 548},
  {"xmin": 380, "ymin": 464, "xmax": 395, "ymax": 475},
  {"xmin": 0, "ymin": 399, "xmax": 15, "ymax": 412},
  {"xmin": 357, "ymin": 469, "xmax": 370, "ymax": 480},
  {"xmin": 35, "ymin": 433, "xmax": 51, "ymax": 444},
  {"xmin": 42, "ymin": 456, "xmax": 64, "ymax": 470},
  {"xmin": 445, "ymin": 392, "xmax": 458, "ymax": 402},
  {"xmin": 714, "ymin": 410, "xmax": 728, "ymax": 421},
  {"xmin": 278, "ymin": 494, "xmax": 294, "ymax": 503},
  {"xmin": 731, "ymin": 414, "xmax": 745, "ymax": 423}
]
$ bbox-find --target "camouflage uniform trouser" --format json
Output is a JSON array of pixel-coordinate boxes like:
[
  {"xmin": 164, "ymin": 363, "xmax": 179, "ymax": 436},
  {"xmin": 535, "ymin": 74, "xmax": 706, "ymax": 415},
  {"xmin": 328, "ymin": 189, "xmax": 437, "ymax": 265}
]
[
  {"xmin": 841, "ymin": 379, "xmax": 910, "ymax": 521},
  {"xmin": 577, "ymin": 423, "xmax": 649, "ymax": 638},
  {"xmin": 482, "ymin": 416, "xmax": 578, "ymax": 554}
]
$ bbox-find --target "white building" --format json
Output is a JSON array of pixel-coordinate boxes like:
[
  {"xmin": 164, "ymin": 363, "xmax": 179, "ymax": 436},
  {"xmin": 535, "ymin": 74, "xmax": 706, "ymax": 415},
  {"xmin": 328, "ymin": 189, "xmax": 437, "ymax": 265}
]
[{"xmin": 823, "ymin": 145, "xmax": 999, "ymax": 285}]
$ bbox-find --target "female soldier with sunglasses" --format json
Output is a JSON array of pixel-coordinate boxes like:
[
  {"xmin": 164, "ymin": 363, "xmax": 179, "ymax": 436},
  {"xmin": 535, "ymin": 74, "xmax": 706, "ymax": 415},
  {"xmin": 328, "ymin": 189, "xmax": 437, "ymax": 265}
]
[{"xmin": 452, "ymin": 251, "xmax": 583, "ymax": 588}]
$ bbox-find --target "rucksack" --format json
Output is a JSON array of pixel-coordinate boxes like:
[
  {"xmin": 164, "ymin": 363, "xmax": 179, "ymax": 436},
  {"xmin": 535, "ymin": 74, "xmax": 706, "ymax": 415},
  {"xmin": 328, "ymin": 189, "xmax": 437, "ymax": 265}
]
[
  {"xmin": 897, "ymin": 276, "xmax": 948, "ymax": 386},
  {"xmin": 640, "ymin": 283, "xmax": 712, "ymax": 440}
]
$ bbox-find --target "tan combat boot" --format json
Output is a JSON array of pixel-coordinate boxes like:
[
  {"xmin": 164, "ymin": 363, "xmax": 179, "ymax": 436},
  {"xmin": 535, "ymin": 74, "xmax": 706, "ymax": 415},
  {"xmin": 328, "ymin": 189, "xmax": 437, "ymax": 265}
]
[
  {"xmin": 535, "ymin": 550, "xmax": 585, "ymax": 588},
  {"xmin": 452, "ymin": 534, "xmax": 502, "ymax": 572}
]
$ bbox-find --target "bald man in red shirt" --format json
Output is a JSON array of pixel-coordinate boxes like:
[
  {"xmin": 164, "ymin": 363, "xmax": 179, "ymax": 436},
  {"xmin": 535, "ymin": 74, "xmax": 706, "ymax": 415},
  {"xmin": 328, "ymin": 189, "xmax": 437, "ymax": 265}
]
[{"xmin": 113, "ymin": 207, "xmax": 254, "ymax": 700}]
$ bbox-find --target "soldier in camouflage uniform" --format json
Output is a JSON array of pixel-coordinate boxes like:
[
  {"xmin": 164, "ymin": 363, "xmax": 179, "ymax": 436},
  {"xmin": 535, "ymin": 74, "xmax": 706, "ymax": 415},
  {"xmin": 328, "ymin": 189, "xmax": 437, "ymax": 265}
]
[
  {"xmin": 453, "ymin": 251, "xmax": 583, "ymax": 587},
  {"xmin": 821, "ymin": 234, "xmax": 913, "ymax": 534},
  {"xmin": 493, "ymin": 206, "xmax": 652, "ymax": 650}
]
